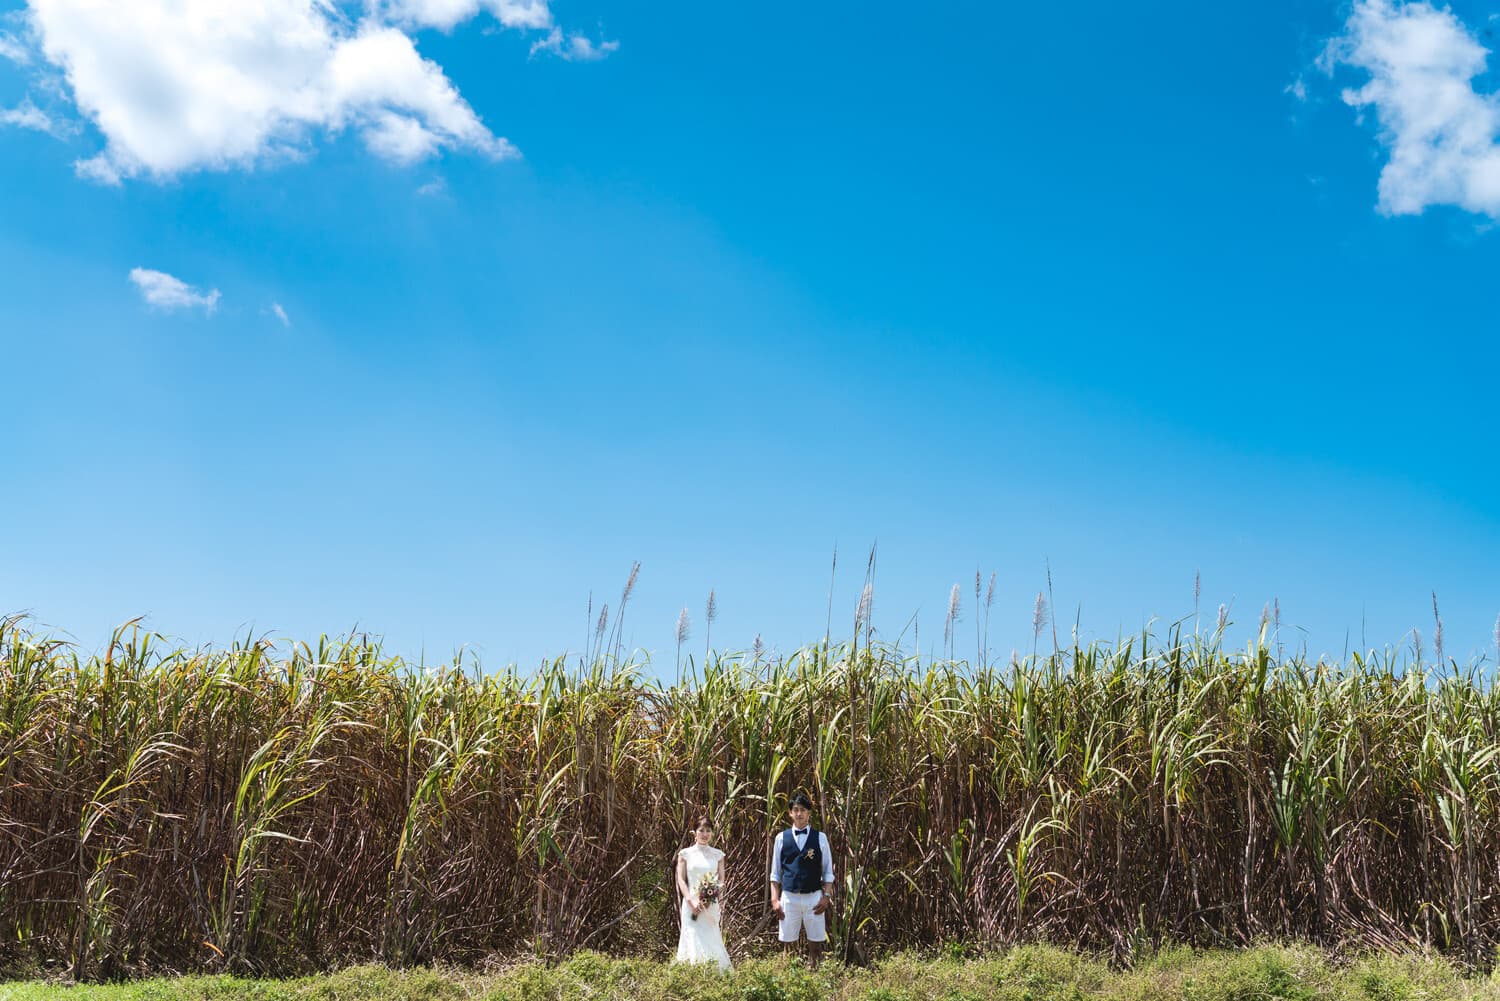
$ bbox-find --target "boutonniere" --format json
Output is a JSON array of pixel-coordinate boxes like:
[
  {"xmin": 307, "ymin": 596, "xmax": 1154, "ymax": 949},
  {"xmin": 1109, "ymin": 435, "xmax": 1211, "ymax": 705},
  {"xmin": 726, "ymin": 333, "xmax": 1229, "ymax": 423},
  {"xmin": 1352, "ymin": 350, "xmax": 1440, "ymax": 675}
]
[{"xmin": 802, "ymin": 848, "xmax": 817, "ymax": 860}]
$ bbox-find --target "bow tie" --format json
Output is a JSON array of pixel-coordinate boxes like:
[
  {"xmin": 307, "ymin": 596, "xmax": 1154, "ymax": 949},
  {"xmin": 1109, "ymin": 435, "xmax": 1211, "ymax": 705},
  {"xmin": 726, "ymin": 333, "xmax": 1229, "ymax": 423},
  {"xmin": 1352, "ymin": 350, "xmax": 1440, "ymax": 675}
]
[{"xmin": 793, "ymin": 828, "xmax": 808, "ymax": 836}]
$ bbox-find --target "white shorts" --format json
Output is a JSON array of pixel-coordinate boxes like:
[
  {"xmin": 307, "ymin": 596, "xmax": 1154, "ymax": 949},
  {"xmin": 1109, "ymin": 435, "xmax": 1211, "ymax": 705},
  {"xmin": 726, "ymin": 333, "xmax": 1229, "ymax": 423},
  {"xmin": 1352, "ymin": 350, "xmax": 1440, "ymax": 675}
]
[{"xmin": 777, "ymin": 890, "xmax": 827, "ymax": 942}]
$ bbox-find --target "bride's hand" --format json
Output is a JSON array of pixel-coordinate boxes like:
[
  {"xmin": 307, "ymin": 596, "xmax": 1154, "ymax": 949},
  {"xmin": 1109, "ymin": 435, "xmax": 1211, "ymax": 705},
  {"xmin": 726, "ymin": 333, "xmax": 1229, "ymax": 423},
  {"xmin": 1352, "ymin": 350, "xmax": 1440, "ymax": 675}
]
[{"xmin": 688, "ymin": 896, "xmax": 703, "ymax": 915}]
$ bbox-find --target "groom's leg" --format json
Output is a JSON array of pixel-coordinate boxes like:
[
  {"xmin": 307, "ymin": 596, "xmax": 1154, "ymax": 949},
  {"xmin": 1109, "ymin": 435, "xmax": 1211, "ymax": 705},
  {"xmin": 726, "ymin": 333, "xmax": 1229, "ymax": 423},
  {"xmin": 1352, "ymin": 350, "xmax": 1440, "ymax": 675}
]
[
  {"xmin": 803, "ymin": 898, "xmax": 826, "ymax": 968},
  {"xmin": 778, "ymin": 894, "xmax": 803, "ymax": 959}
]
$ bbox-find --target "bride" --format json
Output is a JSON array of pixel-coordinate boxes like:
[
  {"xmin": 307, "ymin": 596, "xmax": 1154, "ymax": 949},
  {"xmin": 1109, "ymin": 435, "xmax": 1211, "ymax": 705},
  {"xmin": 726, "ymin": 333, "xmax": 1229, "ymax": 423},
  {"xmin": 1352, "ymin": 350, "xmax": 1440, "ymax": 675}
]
[{"xmin": 674, "ymin": 814, "xmax": 731, "ymax": 971}]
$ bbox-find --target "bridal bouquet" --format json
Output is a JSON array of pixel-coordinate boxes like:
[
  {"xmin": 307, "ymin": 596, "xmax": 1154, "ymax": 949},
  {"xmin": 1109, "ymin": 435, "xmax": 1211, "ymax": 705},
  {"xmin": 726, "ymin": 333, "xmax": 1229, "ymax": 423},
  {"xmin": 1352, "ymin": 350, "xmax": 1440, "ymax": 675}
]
[{"xmin": 690, "ymin": 871, "xmax": 720, "ymax": 920}]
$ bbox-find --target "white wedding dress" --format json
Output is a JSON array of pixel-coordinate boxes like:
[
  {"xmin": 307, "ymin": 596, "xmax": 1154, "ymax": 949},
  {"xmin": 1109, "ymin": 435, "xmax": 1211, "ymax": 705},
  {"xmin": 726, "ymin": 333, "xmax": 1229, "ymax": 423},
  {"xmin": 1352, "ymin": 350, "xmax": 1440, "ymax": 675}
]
[{"xmin": 674, "ymin": 844, "xmax": 732, "ymax": 971}]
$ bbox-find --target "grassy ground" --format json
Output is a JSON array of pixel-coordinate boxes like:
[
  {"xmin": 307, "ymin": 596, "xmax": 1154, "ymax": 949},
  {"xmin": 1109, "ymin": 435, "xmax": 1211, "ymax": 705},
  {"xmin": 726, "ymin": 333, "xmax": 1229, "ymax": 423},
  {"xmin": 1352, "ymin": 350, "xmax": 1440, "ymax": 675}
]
[{"xmin": 4, "ymin": 945, "xmax": 1500, "ymax": 1001}]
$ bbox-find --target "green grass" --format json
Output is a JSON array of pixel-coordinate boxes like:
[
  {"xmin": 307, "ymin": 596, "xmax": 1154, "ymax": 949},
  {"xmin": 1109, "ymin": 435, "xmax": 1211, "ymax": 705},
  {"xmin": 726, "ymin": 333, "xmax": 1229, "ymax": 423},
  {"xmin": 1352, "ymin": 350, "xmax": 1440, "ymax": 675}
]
[{"xmin": 6, "ymin": 947, "xmax": 1500, "ymax": 1001}]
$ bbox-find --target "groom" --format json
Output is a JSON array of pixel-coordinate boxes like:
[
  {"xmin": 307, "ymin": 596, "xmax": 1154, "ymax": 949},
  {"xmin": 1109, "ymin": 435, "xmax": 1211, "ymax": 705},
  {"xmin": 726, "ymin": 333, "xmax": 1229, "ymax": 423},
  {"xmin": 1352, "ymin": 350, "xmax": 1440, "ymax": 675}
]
[{"xmin": 768, "ymin": 791, "xmax": 835, "ymax": 968}]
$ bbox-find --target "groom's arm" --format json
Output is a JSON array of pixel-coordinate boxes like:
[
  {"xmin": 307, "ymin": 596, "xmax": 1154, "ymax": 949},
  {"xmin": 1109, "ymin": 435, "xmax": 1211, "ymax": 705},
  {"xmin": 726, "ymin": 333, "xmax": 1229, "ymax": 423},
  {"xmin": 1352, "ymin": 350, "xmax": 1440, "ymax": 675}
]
[
  {"xmin": 768, "ymin": 838, "xmax": 784, "ymax": 916},
  {"xmin": 814, "ymin": 832, "xmax": 835, "ymax": 914}
]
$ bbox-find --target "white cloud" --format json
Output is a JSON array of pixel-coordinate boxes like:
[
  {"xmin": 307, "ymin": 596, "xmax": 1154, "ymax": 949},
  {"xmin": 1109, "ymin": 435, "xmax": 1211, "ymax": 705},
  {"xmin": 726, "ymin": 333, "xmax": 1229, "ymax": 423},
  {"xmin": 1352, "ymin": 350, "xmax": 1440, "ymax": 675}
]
[
  {"xmin": 362, "ymin": 110, "xmax": 442, "ymax": 162},
  {"xmin": 129, "ymin": 268, "xmax": 221, "ymax": 314},
  {"xmin": 18, "ymin": 0, "xmax": 559, "ymax": 183},
  {"xmin": 1325, "ymin": 0, "xmax": 1500, "ymax": 218},
  {"xmin": 1285, "ymin": 76, "xmax": 1307, "ymax": 102},
  {"xmin": 530, "ymin": 27, "xmax": 618, "ymax": 62},
  {"xmin": 271, "ymin": 302, "xmax": 291, "ymax": 327},
  {"xmin": 416, "ymin": 177, "xmax": 447, "ymax": 195}
]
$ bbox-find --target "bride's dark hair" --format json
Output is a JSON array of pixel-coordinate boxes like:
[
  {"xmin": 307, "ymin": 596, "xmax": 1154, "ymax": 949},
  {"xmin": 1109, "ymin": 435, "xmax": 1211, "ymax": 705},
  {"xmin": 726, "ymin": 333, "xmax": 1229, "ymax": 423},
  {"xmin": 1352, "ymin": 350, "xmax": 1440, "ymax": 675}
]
[{"xmin": 686, "ymin": 813, "xmax": 715, "ymax": 842}]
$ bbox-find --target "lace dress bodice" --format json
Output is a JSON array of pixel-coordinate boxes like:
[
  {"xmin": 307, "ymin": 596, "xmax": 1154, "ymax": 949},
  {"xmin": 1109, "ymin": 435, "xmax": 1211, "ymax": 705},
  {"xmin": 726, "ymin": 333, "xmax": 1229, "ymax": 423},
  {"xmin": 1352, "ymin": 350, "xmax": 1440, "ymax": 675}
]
[{"xmin": 681, "ymin": 844, "xmax": 723, "ymax": 888}]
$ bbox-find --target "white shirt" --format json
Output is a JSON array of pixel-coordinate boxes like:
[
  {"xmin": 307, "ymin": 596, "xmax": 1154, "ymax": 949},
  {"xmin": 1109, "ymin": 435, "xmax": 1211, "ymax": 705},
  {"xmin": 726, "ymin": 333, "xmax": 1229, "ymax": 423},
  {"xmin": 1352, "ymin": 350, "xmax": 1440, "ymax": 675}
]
[{"xmin": 768, "ymin": 826, "xmax": 835, "ymax": 888}]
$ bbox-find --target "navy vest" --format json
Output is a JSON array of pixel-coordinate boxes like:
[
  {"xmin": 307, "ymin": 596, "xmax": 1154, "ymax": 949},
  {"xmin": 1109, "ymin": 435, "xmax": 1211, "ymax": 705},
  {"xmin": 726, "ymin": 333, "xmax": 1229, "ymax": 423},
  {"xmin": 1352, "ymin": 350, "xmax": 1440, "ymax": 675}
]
[{"xmin": 780, "ymin": 827, "xmax": 824, "ymax": 893}]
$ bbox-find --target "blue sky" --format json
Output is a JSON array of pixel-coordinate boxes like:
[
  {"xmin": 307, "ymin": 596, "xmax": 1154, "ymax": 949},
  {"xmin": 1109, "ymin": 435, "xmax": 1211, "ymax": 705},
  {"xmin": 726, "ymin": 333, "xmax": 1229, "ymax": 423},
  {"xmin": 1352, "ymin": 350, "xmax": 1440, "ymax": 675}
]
[{"xmin": 2, "ymin": 0, "xmax": 1498, "ymax": 671}]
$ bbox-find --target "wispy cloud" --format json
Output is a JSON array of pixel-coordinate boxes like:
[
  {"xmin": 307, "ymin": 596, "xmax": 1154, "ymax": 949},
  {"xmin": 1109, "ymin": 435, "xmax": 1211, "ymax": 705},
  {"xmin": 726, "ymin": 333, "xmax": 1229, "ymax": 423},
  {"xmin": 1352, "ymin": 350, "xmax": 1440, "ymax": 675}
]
[
  {"xmin": 0, "ymin": 96, "xmax": 65, "ymax": 136},
  {"xmin": 128, "ymin": 268, "xmax": 221, "ymax": 314},
  {"xmin": 270, "ymin": 302, "xmax": 291, "ymax": 327},
  {"xmin": 0, "ymin": 31, "xmax": 30, "ymax": 65},
  {"xmin": 530, "ymin": 28, "xmax": 619, "ymax": 62},
  {"xmin": 416, "ymin": 177, "xmax": 447, "ymax": 196},
  {"xmin": 8, "ymin": 0, "xmax": 608, "ymax": 184},
  {"xmin": 76, "ymin": 155, "xmax": 122, "ymax": 187},
  {"xmin": 381, "ymin": 0, "xmax": 553, "ymax": 32},
  {"xmin": 1324, "ymin": 0, "xmax": 1500, "ymax": 219}
]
